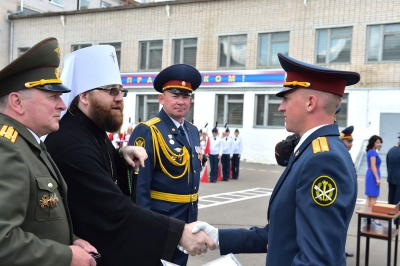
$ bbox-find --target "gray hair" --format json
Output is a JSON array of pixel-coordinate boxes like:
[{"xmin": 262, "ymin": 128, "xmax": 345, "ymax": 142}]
[{"xmin": 0, "ymin": 89, "xmax": 33, "ymax": 113}]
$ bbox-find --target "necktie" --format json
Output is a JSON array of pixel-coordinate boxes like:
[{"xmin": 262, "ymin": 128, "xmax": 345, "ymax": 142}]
[
  {"xmin": 235, "ymin": 138, "xmax": 237, "ymax": 141},
  {"xmin": 179, "ymin": 126, "xmax": 190, "ymax": 145},
  {"xmin": 226, "ymin": 138, "xmax": 227, "ymax": 141},
  {"xmin": 214, "ymin": 138, "xmax": 216, "ymax": 140}
]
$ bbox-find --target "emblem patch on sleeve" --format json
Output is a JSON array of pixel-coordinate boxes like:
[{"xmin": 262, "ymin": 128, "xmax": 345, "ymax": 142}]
[
  {"xmin": 134, "ymin": 137, "xmax": 145, "ymax": 148},
  {"xmin": 311, "ymin": 175, "xmax": 338, "ymax": 206}
]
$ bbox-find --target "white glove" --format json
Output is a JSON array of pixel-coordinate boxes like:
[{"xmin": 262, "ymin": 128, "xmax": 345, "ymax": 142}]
[{"xmin": 192, "ymin": 222, "xmax": 219, "ymax": 247}]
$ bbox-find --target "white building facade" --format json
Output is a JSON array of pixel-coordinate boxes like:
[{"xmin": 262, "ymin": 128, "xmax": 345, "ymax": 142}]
[{"xmin": 2, "ymin": 0, "xmax": 400, "ymax": 165}]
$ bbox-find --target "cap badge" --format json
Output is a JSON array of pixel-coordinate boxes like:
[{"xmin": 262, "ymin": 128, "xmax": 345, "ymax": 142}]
[
  {"xmin": 182, "ymin": 81, "xmax": 186, "ymax": 86},
  {"xmin": 54, "ymin": 46, "xmax": 61, "ymax": 59},
  {"xmin": 55, "ymin": 68, "xmax": 60, "ymax": 80}
]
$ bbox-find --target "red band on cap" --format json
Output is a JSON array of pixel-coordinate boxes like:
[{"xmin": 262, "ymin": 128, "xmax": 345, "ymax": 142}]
[
  {"xmin": 285, "ymin": 71, "xmax": 347, "ymax": 96},
  {"xmin": 162, "ymin": 80, "xmax": 193, "ymax": 92}
]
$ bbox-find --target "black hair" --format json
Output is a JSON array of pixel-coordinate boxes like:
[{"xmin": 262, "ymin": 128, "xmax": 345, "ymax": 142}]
[{"xmin": 366, "ymin": 135, "xmax": 383, "ymax": 152}]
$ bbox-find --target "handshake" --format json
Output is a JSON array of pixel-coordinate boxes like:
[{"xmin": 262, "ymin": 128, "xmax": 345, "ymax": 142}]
[{"xmin": 178, "ymin": 222, "xmax": 219, "ymax": 256}]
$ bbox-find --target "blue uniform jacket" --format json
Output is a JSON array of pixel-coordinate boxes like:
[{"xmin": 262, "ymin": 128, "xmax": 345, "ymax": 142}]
[
  {"xmin": 219, "ymin": 124, "xmax": 357, "ymax": 265},
  {"xmin": 387, "ymin": 145, "xmax": 400, "ymax": 185},
  {"xmin": 129, "ymin": 108, "xmax": 201, "ymax": 223}
]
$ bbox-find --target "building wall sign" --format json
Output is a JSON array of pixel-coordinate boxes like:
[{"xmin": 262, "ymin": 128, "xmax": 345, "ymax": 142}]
[{"xmin": 121, "ymin": 69, "xmax": 285, "ymax": 88}]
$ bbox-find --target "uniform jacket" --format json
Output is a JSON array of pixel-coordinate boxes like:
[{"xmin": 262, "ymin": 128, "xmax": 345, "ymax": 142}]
[
  {"xmin": 210, "ymin": 136, "xmax": 223, "ymax": 156},
  {"xmin": 219, "ymin": 124, "xmax": 357, "ymax": 266},
  {"xmin": 128, "ymin": 108, "xmax": 201, "ymax": 223},
  {"xmin": 221, "ymin": 136, "xmax": 233, "ymax": 156},
  {"xmin": 45, "ymin": 108, "xmax": 185, "ymax": 266},
  {"xmin": 387, "ymin": 144, "xmax": 400, "ymax": 185},
  {"xmin": 0, "ymin": 114, "xmax": 73, "ymax": 266}
]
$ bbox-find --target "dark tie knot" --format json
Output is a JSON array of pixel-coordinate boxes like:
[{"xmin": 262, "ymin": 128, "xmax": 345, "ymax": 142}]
[
  {"xmin": 214, "ymin": 138, "xmax": 216, "ymax": 140},
  {"xmin": 178, "ymin": 126, "xmax": 186, "ymax": 136}
]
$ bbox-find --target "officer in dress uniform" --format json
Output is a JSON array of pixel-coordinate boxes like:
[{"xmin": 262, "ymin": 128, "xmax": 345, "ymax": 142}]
[
  {"xmin": 193, "ymin": 53, "xmax": 360, "ymax": 266},
  {"xmin": 209, "ymin": 123, "xmax": 223, "ymax": 183},
  {"xmin": 231, "ymin": 129, "xmax": 243, "ymax": 180},
  {"xmin": 128, "ymin": 64, "xmax": 202, "ymax": 266},
  {"xmin": 221, "ymin": 126, "xmax": 233, "ymax": 181},
  {"xmin": 0, "ymin": 37, "xmax": 97, "ymax": 266}
]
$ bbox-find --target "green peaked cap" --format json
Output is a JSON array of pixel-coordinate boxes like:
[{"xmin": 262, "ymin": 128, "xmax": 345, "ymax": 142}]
[{"xmin": 0, "ymin": 37, "xmax": 70, "ymax": 97}]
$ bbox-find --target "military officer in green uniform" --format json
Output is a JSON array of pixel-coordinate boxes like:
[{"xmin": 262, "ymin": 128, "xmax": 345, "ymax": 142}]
[{"xmin": 0, "ymin": 38, "xmax": 97, "ymax": 266}]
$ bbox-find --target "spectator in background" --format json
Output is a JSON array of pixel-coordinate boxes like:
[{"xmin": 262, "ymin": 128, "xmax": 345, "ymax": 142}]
[
  {"xmin": 387, "ymin": 133, "xmax": 400, "ymax": 207},
  {"xmin": 365, "ymin": 135, "xmax": 383, "ymax": 226},
  {"xmin": 221, "ymin": 126, "xmax": 233, "ymax": 181}
]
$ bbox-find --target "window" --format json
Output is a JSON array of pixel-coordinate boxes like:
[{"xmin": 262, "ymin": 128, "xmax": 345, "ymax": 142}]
[
  {"xmin": 258, "ymin": 32, "xmax": 289, "ymax": 67},
  {"xmin": 172, "ymin": 38, "xmax": 197, "ymax": 67},
  {"xmin": 136, "ymin": 95, "xmax": 160, "ymax": 122},
  {"xmin": 49, "ymin": 0, "xmax": 63, "ymax": 5},
  {"xmin": 336, "ymin": 93, "xmax": 348, "ymax": 128},
  {"xmin": 255, "ymin": 94, "xmax": 284, "ymax": 127},
  {"xmin": 79, "ymin": 0, "xmax": 89, "ymax": 10},
  {"xmin": 139, "ymin": 40, "xmax": 163, "ymax": 70},
  {"xmin": 101, "ymin": 1, "xmax": 111, "ymax": 7},
  {"xmin": 316, "ymin": 27, "xmax": 352, "ymax": 64},
  {"xmin": 18, "ymin": 47, "xmax": 29, "ymax": 57},
  {"xmin": 71, "ymin": 44, "xmax": 91, "ymax": 52},
  {"xmin": 366, "ymin": 23, "xmax": 400, "ymax": 62},
  {"xmin": 215, "ymin": 94, "xmax": 244, "ymax": 126},
  {"xmin": 99, "ymin": 42, "xmax": 121, "ymax": 68},
  {"xmin": 185, "ymin": 94, "xmax": 195, "ymax": 123},
  {"xmin": 218, "ymin": 35, "xmax": 247, "ymax": 68}
]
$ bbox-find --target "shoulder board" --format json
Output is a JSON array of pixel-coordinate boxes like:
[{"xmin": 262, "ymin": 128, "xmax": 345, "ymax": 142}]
[
  {"xmin": 0, "ymin": 125, "xmax": 19, "ymax": 143},
  {"xmin": 143, "ymin": 117, "xmax": 161, "ymax": 127},
  {"xmin": 311, "ymin": 137, "xmax": 330, "ymax": 154}
]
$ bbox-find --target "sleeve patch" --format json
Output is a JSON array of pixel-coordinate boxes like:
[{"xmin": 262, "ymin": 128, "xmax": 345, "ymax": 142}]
[
  {"xmin": 311, "ymin": 175, "xmax": 337, "ymax": 207},
  {"xmin": 0, "ymin": 125, "xmax": 19, "ymax": 143},
  {"xmin": 134, "ymin": 137, "xmax": 146, "ymax": 148}
]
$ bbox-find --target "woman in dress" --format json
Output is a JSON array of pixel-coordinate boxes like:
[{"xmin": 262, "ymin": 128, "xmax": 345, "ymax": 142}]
[{"xmin": 365, "ymin": 135, "xmax": 383, "ymax": 225}]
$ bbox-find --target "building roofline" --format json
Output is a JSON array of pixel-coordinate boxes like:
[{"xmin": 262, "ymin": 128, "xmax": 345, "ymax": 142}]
[{"xmin": 8, "ymin": 0, "xmax": 217, "ymax": 19}]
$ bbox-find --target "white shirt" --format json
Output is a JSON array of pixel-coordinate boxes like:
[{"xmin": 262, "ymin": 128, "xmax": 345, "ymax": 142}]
[
  {"xmin": 222, "ymin": 136, "xmax": 233, "ymax": 155},
  {"xmin": 294, "ymin": 125, "xmax": 327, "ymax": 153},
  {"xmin": 210, "ymin": 135, "xmax": 223, "ymax": 156},
  {"xmin": 232, "ymin": 136, "xmax": 243, "ymax": 155}
]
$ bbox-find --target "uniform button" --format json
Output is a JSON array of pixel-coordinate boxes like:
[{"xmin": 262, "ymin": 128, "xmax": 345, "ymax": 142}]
[
  {"xmin": 194, "ymin": 186, "xmax": 197, "ymax": 190},
  {"xmin": 194, "ymin": 170, "xmax": 196, "ymax": 174},
  {"xmin": 192, "ymin": 155, "xmax": 194, "ymax": 158},
  {"xmin": 48, "ymin": 183, "xmax": 53, "ymax": 188}
]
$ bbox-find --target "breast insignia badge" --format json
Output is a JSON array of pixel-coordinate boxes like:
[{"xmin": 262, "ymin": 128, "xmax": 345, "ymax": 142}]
[{"xmin": 311, "ymin": 175, "xmax": 337, "ymax": 206}]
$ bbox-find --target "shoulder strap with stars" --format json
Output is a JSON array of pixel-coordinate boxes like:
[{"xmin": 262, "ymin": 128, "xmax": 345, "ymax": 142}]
[{"xmin": 0, "ymin": 125, "xmax": 19, "ymax": 143}]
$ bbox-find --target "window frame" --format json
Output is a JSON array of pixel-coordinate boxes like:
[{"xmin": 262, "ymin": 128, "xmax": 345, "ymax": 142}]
[
  {"xmin": 135, "ymin": 94, "xmax": 160, "ymax": 123},
  {"xmin": 218, "ymin": 35, "xmax": 247, "ymax": 68},
  {"xmin": 71, "ymin": 43, "xmax": 92, "ymax": 52},
  {"xmin": 315, "ymin": 27, "xmax": 353, "ymax": 64},
  {"xmin": 366, "ymin": 23, "xmax": 400, "ymax": 63},
  {"xmin": 49, "ymin": 0, "xmax": 63, "ymax": 6},
  {"xmin": 99, "ymin": 42, "xmax": 122, "ymax": 68},
  {"xmin": 139, "ymin": 40, "xmax": 163, "ymax": 71},
  {"xmin": 215, "ymin": 94, "xmax": 244, "ymax": 127},
  {"xmin": 257, "ymin": 31, "xmax": 290, "ymax": 67},
  {"xmin": 101, "ymin": 1, "xmax": 111, "ymax": 7},
  {"xmin": 172, "ymin": 38, "xmax": 198, "ymax": 67},
  {"xmin": 254, "ymin": 94, "xmax": 285, "ymax": 128}
]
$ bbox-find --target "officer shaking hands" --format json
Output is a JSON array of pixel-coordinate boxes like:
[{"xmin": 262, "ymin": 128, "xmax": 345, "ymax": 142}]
[
  {"xmin": 129, "ymin": 64, "xmax": 202, "ymax": 266},
  {"xmin": 192, "ymin": 53, "xmax": 360, "ymax": 266}
]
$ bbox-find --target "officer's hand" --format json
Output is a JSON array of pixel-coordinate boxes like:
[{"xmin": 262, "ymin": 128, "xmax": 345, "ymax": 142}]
[
  {"xmin": 73, "ymin": 239, "xmax": 98, "ymax": 253},
  {"xmin": 192, "ymin": 222, "xmax": 219, "ymax": 247},
  {"xmin": 69, "ymin": 245, "xmax": 96, "ymax": 266},
  {"xmin": 121, "ymin": 146, "xmax": 148, "ymax": 168},
  {"xmin": 179, "ymin": 221, "xmax": 216, "ymax": 256}
]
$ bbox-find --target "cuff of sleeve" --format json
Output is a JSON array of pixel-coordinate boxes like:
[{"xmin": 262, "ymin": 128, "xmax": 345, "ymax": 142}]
[{"xmin": 161, "ymin": 217, "xmax": 185, "ymax": 261}]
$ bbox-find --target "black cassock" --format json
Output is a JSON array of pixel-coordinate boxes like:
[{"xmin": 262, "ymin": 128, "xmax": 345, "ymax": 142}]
[{"xmin": 45, "ymin": 108, "xmax": 184, "ymax": 266}]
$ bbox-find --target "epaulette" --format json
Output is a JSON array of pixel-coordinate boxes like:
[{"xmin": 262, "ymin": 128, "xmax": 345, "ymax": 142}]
[
  {"xmin": 0, "ymin": 125, "xmax": 19, "ymax": 143},
  {"xmin": 143, "ymin": 117, "xmax": 161, "ymax": 127},
  {"xmin": 311, "ymin": 137, "xmax": 330, "ymax": 154}
]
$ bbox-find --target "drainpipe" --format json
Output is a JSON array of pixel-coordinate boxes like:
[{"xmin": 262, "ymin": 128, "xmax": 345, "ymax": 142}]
[{"xmin": 6, "ymin": 0, "xmax": 24, "ymax": 63}]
